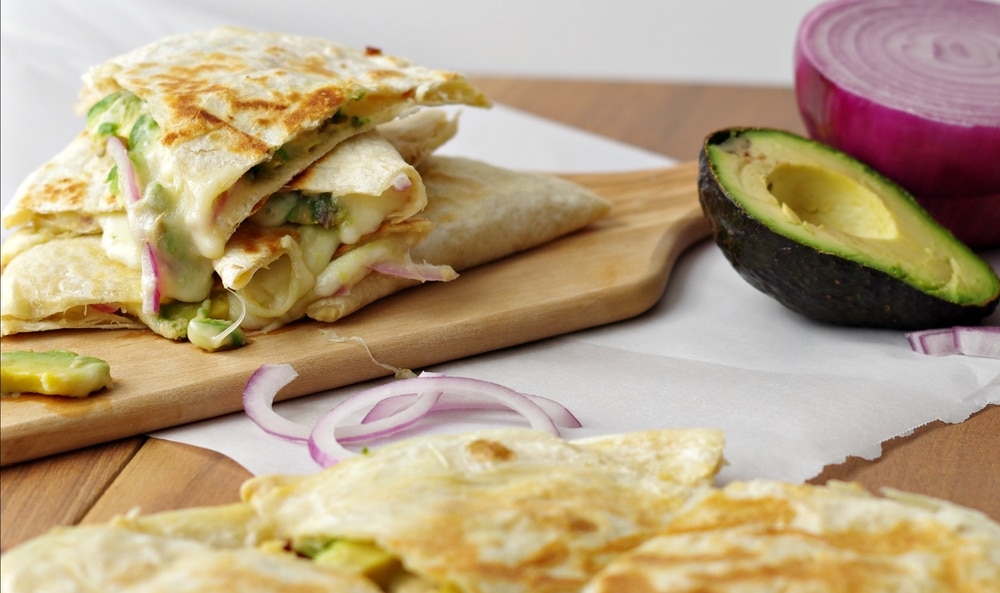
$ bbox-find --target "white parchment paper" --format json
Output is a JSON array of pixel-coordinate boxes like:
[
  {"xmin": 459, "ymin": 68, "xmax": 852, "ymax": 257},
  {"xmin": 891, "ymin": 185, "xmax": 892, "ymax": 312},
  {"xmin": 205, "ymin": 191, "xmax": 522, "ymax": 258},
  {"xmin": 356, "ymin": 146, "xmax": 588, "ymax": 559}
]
[{"xmin": 3, "ymin": 2, "xmax": 998, "ymax": 484}]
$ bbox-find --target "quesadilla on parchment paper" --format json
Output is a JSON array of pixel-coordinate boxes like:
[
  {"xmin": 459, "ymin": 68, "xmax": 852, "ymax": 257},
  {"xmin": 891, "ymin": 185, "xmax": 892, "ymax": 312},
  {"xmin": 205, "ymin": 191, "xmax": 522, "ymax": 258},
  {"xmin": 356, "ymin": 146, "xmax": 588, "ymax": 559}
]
[
  {"xmin": 3, "ymin": 427, "xmax": 997, "ymax": 592},
  {"xmin": 583, "ymin": 479, "xmax": 1000, "ymax": 592},
  {"xmin": 0, "ymin": 427, "xmax": 726, "ymax": 593},
  {"xmin": 0, "ymin": 28, "xmax": 612, "ymax": 348}
]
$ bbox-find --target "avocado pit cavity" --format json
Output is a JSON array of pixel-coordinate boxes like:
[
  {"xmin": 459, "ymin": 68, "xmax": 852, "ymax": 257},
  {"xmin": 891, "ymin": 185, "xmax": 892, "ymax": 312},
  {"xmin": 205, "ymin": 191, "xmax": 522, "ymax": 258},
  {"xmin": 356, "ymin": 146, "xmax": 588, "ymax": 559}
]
[{"xmin": 767, "ymin": 163, "xmax": 898, "ymax": 240}]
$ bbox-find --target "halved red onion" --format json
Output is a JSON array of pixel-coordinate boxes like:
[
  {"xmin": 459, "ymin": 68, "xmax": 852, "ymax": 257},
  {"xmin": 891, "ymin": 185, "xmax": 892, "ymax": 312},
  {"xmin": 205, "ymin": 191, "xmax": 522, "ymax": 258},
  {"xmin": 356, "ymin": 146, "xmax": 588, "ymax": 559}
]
[
  {"xmin": 368, "ymin": 259, "xmax": 458, "ymax": 282},
  {"xmin": 906, "ymin": 326, "xmax": 999, "ymax": 358},
  {"xmin": 795, "ymin": 0, "xmax": 1000, "ymax": 247}
]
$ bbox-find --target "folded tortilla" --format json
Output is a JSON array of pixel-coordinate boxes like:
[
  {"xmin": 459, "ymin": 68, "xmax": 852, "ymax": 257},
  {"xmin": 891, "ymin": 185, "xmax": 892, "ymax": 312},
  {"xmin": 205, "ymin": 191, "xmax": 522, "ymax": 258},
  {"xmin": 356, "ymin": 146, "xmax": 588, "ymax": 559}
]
[
  {"xmin": 0, "ymin": 428, "xmax": 726, "ymax": 593},
  {"xmin": 0, "ymin": 132, "xmax": 118, "ymax": 236},
  {"xmin": 1, "ymin": 152, "xmax": 611, "ymax": 340},
  {"xmin": 305, "ymin": 155, "xmax": 613, "ymax": 323},
  {"xmin": 76, "ymin": 26, "xmax": 488, "ymax": 256},
  {"xmin": 583, "ymin": 480, "xmax": 1000, "ymax": 592},
  {"xmin": 71, "ymin": 27, "xmax": 488, "ymax": 309},
  {"xmin": 0, "ymin": 109, "xmax": 457, "ymax": 244},
  {"xmin": 0, "ymin": 524, "xmax": 384, "ymax": 593}
]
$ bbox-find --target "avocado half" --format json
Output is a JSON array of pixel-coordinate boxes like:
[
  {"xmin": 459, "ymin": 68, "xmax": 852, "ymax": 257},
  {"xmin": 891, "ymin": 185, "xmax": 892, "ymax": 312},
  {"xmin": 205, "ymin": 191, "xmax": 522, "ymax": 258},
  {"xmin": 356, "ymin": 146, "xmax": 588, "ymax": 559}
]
[{"xmin": 697, "ymin": 127, "xmax": 1000, "ymax": 330}]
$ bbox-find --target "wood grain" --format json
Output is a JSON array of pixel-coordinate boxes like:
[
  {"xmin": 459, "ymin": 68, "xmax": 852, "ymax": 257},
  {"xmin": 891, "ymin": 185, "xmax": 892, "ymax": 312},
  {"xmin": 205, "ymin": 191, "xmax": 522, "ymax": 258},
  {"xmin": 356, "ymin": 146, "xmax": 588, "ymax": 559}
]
[{"xmin": 0, "ymin": 164, "xmax": 710, "ymax": 466}]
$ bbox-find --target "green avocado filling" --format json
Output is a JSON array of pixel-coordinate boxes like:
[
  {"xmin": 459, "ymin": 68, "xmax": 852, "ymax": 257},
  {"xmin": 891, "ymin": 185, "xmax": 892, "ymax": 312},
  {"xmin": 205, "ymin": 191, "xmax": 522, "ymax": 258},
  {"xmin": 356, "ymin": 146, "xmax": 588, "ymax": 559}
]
[
  {"xmin": 82, "ymin": 89, "xmax": 384, "ymax": 349},
  {"xmin": 302, "ymin": 539, "xmax": 460, "ymax": 592},
  {"xmin": 250, "ymin": 191, "xmax": 347, "ymax": 228},
  {"xmin": 142, "ymin": 293, "xmax": 247, "ymax": 351}
]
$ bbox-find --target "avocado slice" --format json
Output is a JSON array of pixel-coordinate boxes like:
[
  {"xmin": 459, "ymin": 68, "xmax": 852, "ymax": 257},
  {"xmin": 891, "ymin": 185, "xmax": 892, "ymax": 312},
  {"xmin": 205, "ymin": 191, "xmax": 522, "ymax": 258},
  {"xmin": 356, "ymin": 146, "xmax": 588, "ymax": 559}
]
[
  {"xmin": 1, "ymin": 350, "xmax": 113, "ymax": 398},
  {"xmin": 698, "ymin": 127, "xmax": 1000, "ymax": 329}
]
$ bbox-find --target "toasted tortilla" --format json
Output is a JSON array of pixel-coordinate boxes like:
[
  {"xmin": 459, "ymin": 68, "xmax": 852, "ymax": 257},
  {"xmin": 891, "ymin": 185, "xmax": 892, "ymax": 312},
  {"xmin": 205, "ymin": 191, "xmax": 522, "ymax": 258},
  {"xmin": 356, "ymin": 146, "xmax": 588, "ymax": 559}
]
[
  {"xmin": 0, "ymin": 524, "xmax": 383, "ymax": 593},
  {"xmin": 240, "ymin": 428, "xmax": 724, "ymax": 592},
  {"xmin": 75, "ymin": 27, "xmax": 489, "ymax": 263},
  {"xmin": 4, "ymin": 427, "xmax": 997, "ymax": 591},
  {"xmin": 0, "ymin": 428, "xmax": 725, "ymax": 593},
  {"xmin": 0, "ymin": 235, "xmax": 143, "ymax": 335},
  {"xmin": 0, "ymin": 109, "xmax": 456, "ymax": 243},
  {"xmin": 0, "ymin": 132, "xmax": 119, "ymax": 235},
  {"xmin": 583, "ymin": 480, "xmax": 1000, "ymax": 592},
  {"xmin": 306, "ymin": 155, "xmax": 612, "ymax": 322},
  {"xmin": 1, "ymin": 153, "xmax": 610, "ymax": 339}
]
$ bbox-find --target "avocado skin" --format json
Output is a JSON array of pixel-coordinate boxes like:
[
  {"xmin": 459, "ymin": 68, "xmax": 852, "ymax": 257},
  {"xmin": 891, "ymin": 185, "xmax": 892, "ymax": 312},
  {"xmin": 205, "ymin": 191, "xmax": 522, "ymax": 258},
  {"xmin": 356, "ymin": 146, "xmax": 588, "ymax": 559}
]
[{"xmin": 697, "ymin": 130, "xmax": 999, "ymax": 330}]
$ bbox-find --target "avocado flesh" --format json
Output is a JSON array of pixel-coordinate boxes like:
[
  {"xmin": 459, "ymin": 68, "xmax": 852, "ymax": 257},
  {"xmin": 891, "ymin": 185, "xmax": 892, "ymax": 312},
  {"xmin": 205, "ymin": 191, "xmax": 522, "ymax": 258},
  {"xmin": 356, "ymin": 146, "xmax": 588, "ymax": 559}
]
[
  {"xmin": 1, "ymin": 350, "xmax": 113, "ymax": 398},
  {"xmin": 698, "ymin": 128, "xmax": 1000, "ymax": 329}
]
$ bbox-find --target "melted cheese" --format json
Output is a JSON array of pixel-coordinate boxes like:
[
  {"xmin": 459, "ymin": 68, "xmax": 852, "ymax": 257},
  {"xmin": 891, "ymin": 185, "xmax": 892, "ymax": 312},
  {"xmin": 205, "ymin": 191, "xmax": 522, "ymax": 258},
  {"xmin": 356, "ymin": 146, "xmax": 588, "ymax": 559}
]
[{"xmin": 314, "ymin": 238, "xmax": 406, "ymax": 297}]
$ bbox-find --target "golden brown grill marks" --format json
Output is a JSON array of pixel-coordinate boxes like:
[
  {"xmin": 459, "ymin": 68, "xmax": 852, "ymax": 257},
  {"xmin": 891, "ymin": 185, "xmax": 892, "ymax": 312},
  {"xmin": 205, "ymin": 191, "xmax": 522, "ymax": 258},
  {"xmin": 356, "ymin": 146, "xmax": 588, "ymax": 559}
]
[
  {"xmin": 282, "ymin": 87, "xmax": 345, "ymax": 134},
  {"xmin": 226, "ymin": 225, "xmax": 301, "ymax": 257},
  {"xmin": 31, "ymin": 177, "xmax": 91, "ymax": 210},
  {"xmin": 466, "ymin": 439, "xmax": 516, "ymax": 463},
  {"xmin": 139, "ymin": 52, "xmax": 346, "ymax": 157}
]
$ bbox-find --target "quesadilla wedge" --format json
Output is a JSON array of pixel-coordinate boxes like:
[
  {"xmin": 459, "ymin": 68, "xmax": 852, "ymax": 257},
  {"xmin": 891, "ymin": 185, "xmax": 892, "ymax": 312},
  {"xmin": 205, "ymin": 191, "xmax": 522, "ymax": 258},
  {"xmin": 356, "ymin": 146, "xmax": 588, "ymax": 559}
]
[
  {"xmin": 75, "ymin": 26, "xmax": 489, "ymax": 313},
  {"xmin": 0, "ymin": 524, "xmax": 384, "ymax": 593},
  {"xmin": 0, "ymin": 427, "xmax": 726, "ymax": 593},
  {"xmin": 305, "ymin": 155, "xmax": 613, "ymax": 323},
  {"xmin": 240, "ymin": 428, "xmax": 725, "ymax": 593},
  {"xmin": 582, "ymin": 479, "xmax": 1000, "ymax": 592},
  {"xmin": 1, "ymin": 150, "xmax": 611, "ymax": 344}
]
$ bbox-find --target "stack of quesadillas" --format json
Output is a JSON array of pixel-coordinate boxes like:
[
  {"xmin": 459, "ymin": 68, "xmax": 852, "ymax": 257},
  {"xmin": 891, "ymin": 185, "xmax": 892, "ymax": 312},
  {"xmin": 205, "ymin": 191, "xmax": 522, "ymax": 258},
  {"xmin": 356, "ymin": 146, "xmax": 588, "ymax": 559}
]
[
  {"xmin": 0, "ymin": 28, "xmax": 611, "ymax": 349},
  {"xmin": 3, "ymin": 427, "xmax": 998, "ymax": 592}
]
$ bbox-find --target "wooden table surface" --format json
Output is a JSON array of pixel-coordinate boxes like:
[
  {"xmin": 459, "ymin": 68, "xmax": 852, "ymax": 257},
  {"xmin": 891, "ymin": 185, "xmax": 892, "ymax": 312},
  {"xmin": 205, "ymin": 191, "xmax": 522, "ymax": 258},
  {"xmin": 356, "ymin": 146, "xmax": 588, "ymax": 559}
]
[{"xmin": 2, "ymin": 78, "xmax": 998, "ymax": 553}]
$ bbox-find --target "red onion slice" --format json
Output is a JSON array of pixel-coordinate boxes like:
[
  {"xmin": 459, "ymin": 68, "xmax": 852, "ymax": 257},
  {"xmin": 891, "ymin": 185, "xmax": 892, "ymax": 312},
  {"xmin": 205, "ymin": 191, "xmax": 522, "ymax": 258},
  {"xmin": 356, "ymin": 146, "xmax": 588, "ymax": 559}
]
[
  {"xmin": 106, "ymin": 136, "xmax": 162, "ymax": 313},
  {"xmin": 242, "ymin": 366, "xmax": 576, "ymax": 467},
  {"xmin": 906, "ymin": 327, "xmax": 958, "ymax": 357},
  {"xmin": 363, "ymin": 390, "xmax": 583, "ymax": 429},
  {"xmin": 952, "ymin": 326, "xmax": 1000, "ymax": 358},
  {"xmin": 795, "ymin": 0, "xmax": 1000, "ymax": 247},
  {"xmin": 308, "ymin": 390, "xmax": 443, "ymax": 467},
  {"xmin": 392, "ymin": 174, "xmax": 413, "ymax": 192},
  {"xmin": 308, "ymin": 375, "xmax": 561, "ymax": 467},
  {"xmin": 368, "ymin": 259, "xmax": 458, "ymax": 282},
  {"xmin": 242, "ymin": 364, "xmax": 311, "ymax": 441},
  {"xmin": 906, "ymin": 326, "xmax": 1000, "ymax": 358},
  {"xmin": 105, "ymin": 137, "xmax": 142, "ymax": 205}
]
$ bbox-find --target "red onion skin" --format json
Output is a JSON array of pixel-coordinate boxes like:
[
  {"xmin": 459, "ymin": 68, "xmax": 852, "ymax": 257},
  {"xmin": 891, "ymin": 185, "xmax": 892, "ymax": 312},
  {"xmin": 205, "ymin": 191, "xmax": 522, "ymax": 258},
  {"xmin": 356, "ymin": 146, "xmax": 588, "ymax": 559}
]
[{"xmin": 794, "ymin": 1, "xmax": 1000, "ymax": 248}]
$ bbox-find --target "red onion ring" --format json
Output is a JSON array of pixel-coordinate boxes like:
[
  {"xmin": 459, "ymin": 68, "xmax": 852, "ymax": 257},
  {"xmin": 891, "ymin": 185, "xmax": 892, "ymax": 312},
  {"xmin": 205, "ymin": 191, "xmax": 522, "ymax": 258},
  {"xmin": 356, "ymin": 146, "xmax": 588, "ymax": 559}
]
[
  {"xmin": 308, "ymin": 375, "xmax": 560, "ymax": 467},
  {"xmin": 242, "ymin": 364, "xmax": 310, "ymax": 441},
  {"xmin": 795, "ymin": 0, "xmax": 1000, "ymax": 247},
  {"xmin": 308, "ymin": 390, "xmax": 443, "ymax": 467},
  {"xmin": 242, "ymin": 366, "xmax": 576, "ymax": 468},
  {"xmin": 906, "ymin": 326, "xmax": 1000, "ymax": 358},
  {"xmin": 363, "ymin": 391, "xmax": 583, "ymax": 429}
]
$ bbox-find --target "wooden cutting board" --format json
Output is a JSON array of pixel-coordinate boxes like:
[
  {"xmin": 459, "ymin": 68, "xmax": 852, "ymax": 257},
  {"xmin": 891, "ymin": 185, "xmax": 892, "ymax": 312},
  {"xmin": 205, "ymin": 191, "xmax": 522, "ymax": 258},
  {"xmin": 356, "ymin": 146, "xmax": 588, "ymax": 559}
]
[{"xmin": 0, "ymin": 162, "xmax": 709, "ymax": 466}]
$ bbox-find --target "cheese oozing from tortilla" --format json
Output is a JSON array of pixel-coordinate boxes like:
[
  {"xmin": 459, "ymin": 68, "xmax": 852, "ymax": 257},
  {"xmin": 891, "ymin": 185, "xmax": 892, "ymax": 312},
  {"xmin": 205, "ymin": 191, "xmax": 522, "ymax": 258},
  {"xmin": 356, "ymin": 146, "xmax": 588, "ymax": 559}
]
[
  {"xmin": 73, "ymin": 27, "xmax": 490, "ymax": 312},
  {"xmin": 87, "ymin": 96, "xmax": 431, "ymax": 312}
]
